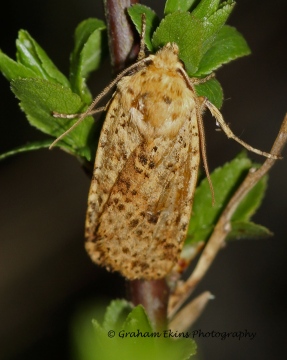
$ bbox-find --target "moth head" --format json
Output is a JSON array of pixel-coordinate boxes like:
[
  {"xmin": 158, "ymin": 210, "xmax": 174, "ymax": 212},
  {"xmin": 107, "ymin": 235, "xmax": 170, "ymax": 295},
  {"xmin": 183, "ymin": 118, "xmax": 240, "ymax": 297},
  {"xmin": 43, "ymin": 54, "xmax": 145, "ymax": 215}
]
[
  {"xmin": 152, "ymin": 42, "xmax": 182, "ymax": 70},
  {"xmin": 165, "ymin": 42, "xmax": 179, "ymax": 55}
]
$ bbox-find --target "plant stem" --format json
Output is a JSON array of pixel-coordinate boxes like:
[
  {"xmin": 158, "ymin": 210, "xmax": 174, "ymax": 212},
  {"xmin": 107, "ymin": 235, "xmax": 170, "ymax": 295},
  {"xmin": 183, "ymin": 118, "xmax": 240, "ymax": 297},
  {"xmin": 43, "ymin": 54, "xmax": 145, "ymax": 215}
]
[
  {"xmin": 103, "ymin": 0, "xmax": 139, "ymax": 74},
  {"xmin": 127, "ymin": 279, "xmax": 170, "ymax": 330}
]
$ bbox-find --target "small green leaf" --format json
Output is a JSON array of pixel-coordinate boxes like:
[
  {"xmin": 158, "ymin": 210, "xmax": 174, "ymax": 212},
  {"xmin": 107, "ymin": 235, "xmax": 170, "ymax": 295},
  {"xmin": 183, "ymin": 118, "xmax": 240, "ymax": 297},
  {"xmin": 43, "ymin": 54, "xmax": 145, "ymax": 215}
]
[
  {"xmin": 127, "ymin": 5, "xmax": 160, "ymax": 51},
  {"xmin": 92, "ymin": 319, "xmax": 116, "ymax": 360},
  {"xmin": 152, "ymin": 11, "xmax": 205, "ymax": 74},
  {"xmin": 192, "ymin": 0, "xmax": 221, "ymax": 19},
  {"xmin": 102, "ymin": 300, "xmax": 133, "ymax": 332},
  {"xmin": 11, "ymin": 78, "xmax": 96, "ymax": 160},
  {"xmin": 71, "ymin": 301, "xmax": 110, "ymax": 360},
  {"xmin": 0, "ymin": 140, "xmax": 52, "ymax": 160},
  {"xmin": 232, "ymin": 174, "xmax": 267, "ymax": 222},
  {"xmin": 0, "ymin": 50, "xmax": 38, "ymax": 81},
  {"xmin": 70, "ymin": 18, "xmax": 107, "ymax": 103},
  {"xmin": 199, "ymin": 2, "xmax": 236, "ymax": 55},
  {"xmin": 228, "ymin": 221, "xmax": 273, "ymax": 240},
  {"xmin": 196, "ymin": 25, "xmax": 251, "ymax": 76},
  {"xmin": 16, "ymin": 30, "xmax": 70, "ymax": 87},
  {"xmin": 123, "ymin": 305, "xmax": 153, "ymax": 333},
  {"xmin": 186, "ymin": 154, "xmax": 252, "ymax": 244},
  {"xmin": 164, "ymin": 0, "xmax": 198, "ymax": 15},
  {"xmin": 195, "ymin": 77, "xmax": 223, "ymax": 108},
  {"xmin": 121, "ymin": 306, "xmax": 197, "ymax": 360},
  {"xmin": 152, "ymin": 1, "xmax": 235, "ymax": 76}
]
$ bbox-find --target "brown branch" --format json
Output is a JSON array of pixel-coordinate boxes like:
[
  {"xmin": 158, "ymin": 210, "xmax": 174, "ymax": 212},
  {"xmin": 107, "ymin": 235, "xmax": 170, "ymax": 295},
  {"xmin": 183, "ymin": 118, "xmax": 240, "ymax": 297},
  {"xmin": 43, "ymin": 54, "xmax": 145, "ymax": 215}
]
[
  {"xmin": 104, "ymin": 0, "xmax": 139, "ymax": 74},
  {"xmin": 127, "ymin": 279, "xmax": 170, "ymax": 331},
  {"xmin": 168, "ymin": 113, "xmax": 287, "ymax": 318}
]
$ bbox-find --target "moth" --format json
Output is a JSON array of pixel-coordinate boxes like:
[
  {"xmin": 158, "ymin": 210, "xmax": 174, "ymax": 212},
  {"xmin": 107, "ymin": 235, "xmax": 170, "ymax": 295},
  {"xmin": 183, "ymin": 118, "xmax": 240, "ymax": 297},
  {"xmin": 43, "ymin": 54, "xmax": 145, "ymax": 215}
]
[{"xmin": 50, "ymin": 21, "xmax": 278, "ymax": 280}]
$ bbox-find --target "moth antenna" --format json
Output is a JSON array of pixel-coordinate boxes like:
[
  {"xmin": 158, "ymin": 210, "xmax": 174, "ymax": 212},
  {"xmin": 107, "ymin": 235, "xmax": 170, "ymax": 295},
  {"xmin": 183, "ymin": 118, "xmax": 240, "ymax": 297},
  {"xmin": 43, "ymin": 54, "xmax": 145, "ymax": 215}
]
[
  {"xmin": 137, "ymin": 13, "xmax": 147, "ymax": 61},
  {"xmin": 204, "ymin": 99, "xmax": 282, "ymax": 160},
  {"xmin": 53, "ymin": 106, "xmax": 107, "ymax": 119},
  {"xmin": 49, "ymin": 58, "xmax": 149, "ymax": 149}
]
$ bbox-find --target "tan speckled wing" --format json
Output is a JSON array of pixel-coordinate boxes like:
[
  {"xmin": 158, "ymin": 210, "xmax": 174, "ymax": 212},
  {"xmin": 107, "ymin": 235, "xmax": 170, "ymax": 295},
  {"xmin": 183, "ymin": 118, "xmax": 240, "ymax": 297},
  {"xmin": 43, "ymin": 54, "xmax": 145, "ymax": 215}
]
[
  {"xmin": 85, "ymin": 43, "xmax": 200, "ymax": 279},
  {"xmin": 85, "ymin": 90, "xmax": 143, "ymax": 240},
  {"xmin": 85, "ymin": 108, "xmax": 199, "ymax": 279}
]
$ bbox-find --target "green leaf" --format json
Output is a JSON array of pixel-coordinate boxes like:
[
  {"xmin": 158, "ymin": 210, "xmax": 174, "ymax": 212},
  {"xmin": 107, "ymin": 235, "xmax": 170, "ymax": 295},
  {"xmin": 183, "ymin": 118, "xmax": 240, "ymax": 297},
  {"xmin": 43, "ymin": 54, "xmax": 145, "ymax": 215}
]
[
  {"xmin": 232, "ymin": 175, "xmax": 267, "ymax": 222},
  {"xmin": 186, "ymin": 154, "xmax": 252, "ymax": 244},
  {"xmin": 192, "ymin": 0, "xmax": 221, "ymax": 19},
  {"xmin": 186, "ymin": 152, "xmax": 272, "ymax": 244},
  {"xmin": 70, "ymin": 18, "xmax": 107, "ymax": 103},
  {"xmin": 127, "ymin": 5, "xmax": 160, "ymax": 51},
  {"xmin": 198, "ymin": 1, "xmax": 236, "ymax": 55},
  {"xmin": 123, "ymin": 305, "xmax": 153, "ymax": 333},
  {"xmin": 16, "ymin": 30, "xmax": 70, "ymax": 87},
  {"xmin": 90, "ymin": 303, "xmax": 196, "ymax": 360},
  {"xmin": 152, "ymin": 1, "xmax": 234, "ymax": 75},
  {"xmin": 164, "ymin": 0, "xmax": 198, "ymax": 15},
  {"xmin": 102, "ymin": 300, "xmax": 133, "ymax": 332},
  {"xmin": 0, "ymin": 140, "xmax": 52, "ymax": 160},
  {"xmin": 0, "ymin": 50, "xmax": 38, "ymax": 81},
  {"xmin": 196, "ymin": 25, "xmax": 251, "ymax": 76},
  {"xmin": 195, "ymin": 77, "xmax": 223, "ymax": 108},
  {"xmin": 228, "ymin": 221, "xmax": 273, "ymax": 240},
  {"xmin": 122, "ymin": 306, "xmax": 196, "ymax": 360},
  {"xmin": 11, "ymin": 78, "xmax": 96, "ymax": 160},
  {"xmin": 71, "ymin": 301, "xmax": 110, "ymax": 360},
  {"xmin": 152, "ymin": 11, "xmax": 205, "ymax": 74}
]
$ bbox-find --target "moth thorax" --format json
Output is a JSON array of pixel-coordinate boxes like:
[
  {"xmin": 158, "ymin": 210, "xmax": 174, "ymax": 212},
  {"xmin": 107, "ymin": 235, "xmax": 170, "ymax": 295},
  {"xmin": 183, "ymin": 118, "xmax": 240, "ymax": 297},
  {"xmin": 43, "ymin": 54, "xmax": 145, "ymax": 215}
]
[{"xmin": 152, "ymin": 43, "xmax": 181, "ymax": 71}]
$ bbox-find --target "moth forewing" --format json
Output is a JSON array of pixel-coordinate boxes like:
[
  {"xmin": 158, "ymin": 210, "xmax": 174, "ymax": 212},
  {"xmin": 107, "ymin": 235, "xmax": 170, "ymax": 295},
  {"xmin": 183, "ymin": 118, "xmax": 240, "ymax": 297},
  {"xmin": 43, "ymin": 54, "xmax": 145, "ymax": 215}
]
[{"xmin": 85, "ymin": 43, "xmax": 201, "ymax": 279}]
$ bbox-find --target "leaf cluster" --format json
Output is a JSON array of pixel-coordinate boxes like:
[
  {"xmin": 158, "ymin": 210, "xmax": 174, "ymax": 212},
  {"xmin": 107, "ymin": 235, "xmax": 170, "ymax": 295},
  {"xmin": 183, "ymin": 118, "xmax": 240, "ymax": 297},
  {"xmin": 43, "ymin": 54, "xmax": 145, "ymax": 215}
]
[
  {"xmin": 72, "ymin": 300, "xmax": 196, "ymax": 360},
  {"xmin": 0, "ymin": 20, "xmax": 107, "ymax": 161},
  {"xmin": 128, "ymin": 0, "xmax": 250, "ymax": 108},
  {"xmin": 185, "ymin": 153, "xmax": 271, "ymax": 249}
]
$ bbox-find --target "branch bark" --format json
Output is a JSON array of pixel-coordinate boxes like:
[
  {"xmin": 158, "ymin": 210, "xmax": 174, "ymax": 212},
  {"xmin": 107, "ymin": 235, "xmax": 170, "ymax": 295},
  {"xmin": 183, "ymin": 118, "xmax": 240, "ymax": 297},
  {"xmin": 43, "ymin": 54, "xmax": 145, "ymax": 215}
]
[
  {"xmin": 127, "ymin": 279, "xmax": 170, "ymax": 331},
  {"xmin": 104, "ymin": 0, "xmax": 139, "ymax": 74}
]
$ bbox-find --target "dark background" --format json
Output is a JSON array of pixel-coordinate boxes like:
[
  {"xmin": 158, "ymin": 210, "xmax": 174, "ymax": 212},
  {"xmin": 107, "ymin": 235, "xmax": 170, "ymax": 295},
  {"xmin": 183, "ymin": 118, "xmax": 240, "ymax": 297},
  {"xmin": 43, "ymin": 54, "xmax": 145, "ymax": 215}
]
[{"xmin": 0, "ymin": 1, "xmax": 286, "ymax": 359}]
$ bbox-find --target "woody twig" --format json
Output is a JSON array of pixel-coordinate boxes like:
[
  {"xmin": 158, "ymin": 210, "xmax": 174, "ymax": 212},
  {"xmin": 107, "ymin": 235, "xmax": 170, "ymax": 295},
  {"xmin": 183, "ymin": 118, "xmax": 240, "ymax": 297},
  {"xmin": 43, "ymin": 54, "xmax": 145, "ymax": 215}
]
[
  {"xmin": 168, "ymin": 113, "xmax": 287, "ymax": 319},
  {"xmin": 104, "ymin": 0, "xmax": 139, "ymax": 74},
  {"xmin": 169, "ymin": 291, "xmax": 214, "ymax": 332}
]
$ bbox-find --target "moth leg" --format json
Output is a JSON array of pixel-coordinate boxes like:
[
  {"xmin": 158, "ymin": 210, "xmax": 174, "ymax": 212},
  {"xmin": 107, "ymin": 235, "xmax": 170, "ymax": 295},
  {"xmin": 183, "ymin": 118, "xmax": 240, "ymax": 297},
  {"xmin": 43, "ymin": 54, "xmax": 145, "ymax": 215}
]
[
  {"xmin": 50, "ymin": 98, "xmax": 113, "ymax": 149},
  {"xmin": 137, "ymin": 13, "xmax": 147, "ymax": 61},
  {"xmin": 191, "ymin": 73, "xmax": 215, "ymax": 85},
  {"xmin": 194, "ymin": 101, "xmax": 215, "ymax": 205},
  {"xmin": 50, "ymin": 56, "xmax": 149, "ymax": 149},
  {"xmin": 53, "ymin": 106, "xmax": 106, "ymax": 119},
  {"xmin": 204, "ymin": 98, "xmax": 281, "ymax": 160}
]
